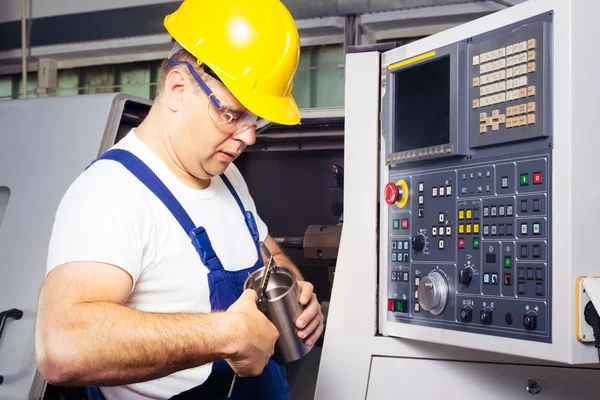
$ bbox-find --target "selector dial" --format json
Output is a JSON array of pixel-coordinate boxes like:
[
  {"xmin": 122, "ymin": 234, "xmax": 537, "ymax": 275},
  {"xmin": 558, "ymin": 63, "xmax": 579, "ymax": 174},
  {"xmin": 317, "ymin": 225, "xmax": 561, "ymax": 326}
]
[
  {"xmin": 418, "ymin": 271, "xmax": 449, "ymax": 316},
  {"xmin": 412, "ymin": 234, "xmax": 426, "ymax": 253},
  {"xmin": 459, "ymin": 267, "xmax": 473, "ymax": 286}
]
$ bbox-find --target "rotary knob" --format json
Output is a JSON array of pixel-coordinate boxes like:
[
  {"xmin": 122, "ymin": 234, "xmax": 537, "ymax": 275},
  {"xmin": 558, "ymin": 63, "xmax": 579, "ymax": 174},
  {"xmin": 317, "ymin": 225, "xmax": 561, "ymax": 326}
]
[
  {"xmin": 417, "ymin": 271, "xmax": 449, "ymax": 316},
  {"xmin": 412, "ymin": 234, "xmax": 426, "ymax": 253},
  {"xmin": 384, "ymin": 182, "xmax": 402, "ymax": 205},
  {"xmin": 459, "ymin": 267, "xmax": 473, "ymax": 286}
]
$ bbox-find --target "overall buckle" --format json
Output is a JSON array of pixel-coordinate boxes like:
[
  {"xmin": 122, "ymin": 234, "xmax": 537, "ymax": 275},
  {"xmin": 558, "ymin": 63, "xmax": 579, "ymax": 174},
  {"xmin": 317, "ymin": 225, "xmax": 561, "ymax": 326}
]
[
  {"xmin": 189, "ymin": 227, "xmax": 216, "ymax": 265},
  {"xmin": 244, "ymin": 211, "xmax": 259, "ymax": 242}
]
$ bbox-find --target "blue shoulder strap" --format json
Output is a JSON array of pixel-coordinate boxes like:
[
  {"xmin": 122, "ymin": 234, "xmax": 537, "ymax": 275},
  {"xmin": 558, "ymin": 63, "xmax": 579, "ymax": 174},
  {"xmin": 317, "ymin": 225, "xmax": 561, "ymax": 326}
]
[
  {"xmin": 89, "ymin": 149, "xmax": 196, "ymax": 235},
  {"xmin": 88, "ymin": 149, "xmax": 259, "ymax": 265}
]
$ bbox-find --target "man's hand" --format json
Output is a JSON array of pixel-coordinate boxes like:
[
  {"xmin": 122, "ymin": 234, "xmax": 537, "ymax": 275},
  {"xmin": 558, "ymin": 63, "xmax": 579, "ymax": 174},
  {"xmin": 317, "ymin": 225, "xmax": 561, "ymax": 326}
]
[
  {"xmin": 225, "ymin": 289, "xmax": 279, "ymax": 377},
  {"xmin": 295, "ymin": 281, "xmax": 324, "ymax": 346}
]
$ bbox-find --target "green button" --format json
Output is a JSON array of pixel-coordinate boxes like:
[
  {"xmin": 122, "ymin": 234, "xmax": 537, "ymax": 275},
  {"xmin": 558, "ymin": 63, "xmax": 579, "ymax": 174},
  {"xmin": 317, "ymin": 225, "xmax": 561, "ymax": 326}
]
[
  {"xmin": 520, "ymin": 173, "xmax": 529, "ymax": 185},
  {"xmin": 504, "ymin": 256, "xmax": 511, "ymax": 267},
  {"xmin": 393, "ymin": 219, "xmax": 400, "ymax": 229},
  {"xmin": 473, "ymin": 238, "xmax": 479, "ymax": 248},
  {"xmin": 395, "ymin": 300, "xmax": 404, "ymax": 313}
]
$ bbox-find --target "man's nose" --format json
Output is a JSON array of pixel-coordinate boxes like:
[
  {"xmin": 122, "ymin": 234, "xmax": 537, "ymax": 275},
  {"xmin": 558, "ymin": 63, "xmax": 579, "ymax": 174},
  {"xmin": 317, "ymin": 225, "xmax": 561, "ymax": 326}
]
[{"xmin": 234, "ymin": 126, "xmax": 257, "ymax": 146}]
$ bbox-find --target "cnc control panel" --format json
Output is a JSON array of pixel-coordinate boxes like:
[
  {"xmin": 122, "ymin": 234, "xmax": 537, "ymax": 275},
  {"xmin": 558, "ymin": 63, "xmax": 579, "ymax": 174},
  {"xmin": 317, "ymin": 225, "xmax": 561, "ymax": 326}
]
[{"xmin": 381, "ymin": 13, "xmax": 552, "ymax": 343}]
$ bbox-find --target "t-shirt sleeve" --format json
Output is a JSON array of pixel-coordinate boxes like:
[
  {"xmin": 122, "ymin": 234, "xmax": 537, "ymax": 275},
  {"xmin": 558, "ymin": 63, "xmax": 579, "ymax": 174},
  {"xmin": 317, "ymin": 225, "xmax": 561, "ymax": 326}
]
[
  {"xmin": 46, "ymin": 163, "xmax": 153, "ymax": 285},
  {"xmin": 226, "ymin": 163, "xmax": 269, "ymax": 242}
]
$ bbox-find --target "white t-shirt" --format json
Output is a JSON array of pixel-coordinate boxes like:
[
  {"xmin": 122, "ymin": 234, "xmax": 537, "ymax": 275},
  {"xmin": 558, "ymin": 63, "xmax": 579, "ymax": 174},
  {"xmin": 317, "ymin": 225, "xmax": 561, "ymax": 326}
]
[{"xmin": 46, "ymin": 129, "xmax": 269, "ymax": 399}]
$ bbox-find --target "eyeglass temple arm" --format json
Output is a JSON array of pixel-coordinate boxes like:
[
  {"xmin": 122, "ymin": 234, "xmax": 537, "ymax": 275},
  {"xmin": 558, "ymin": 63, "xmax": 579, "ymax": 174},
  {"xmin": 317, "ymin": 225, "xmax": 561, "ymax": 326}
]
[{"xmin": 167, "ymin": 60, "xmax": 222, "ymax": 110}]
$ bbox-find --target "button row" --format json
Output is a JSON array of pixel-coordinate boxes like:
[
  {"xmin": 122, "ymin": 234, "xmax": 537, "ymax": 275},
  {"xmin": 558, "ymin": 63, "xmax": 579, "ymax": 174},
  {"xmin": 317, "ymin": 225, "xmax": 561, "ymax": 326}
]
[
  {"xmin": 432, "ymin": 186, "xmax": 452, "ymax": 197},
  {"xmin": 392, "ymin": 252, "xmax": 409, "ymax": 262},
  {"xmin": 519, "ymin": 221, "xmax": 541, "ymax": 235},
  {"xmin": 507, "ymin": 102, "xmax": 536, "ymax": 116},
  {"xmin": 391, "ymin": 270, "xmax": 410, "ymax": 282},
  {"xmin": 458, "ymin": 237, "xmax": 479, "ymax": 249},
  {"xmin": 477, "ymin": 75, "xmax": 529, "ymax": 96},
  {"xmin": 519, "ymin": 172, "xmax": 543, "ymax": 186},
  {"xmin": 458, "ymin": 208, "xmax": 480, "ymax": 220},
  {"xmin": 458, "ymin": 223, "xmax": 480, "ymax": 234},
  {"xmin": 474, "ymin": 85, "xmax": 536, "ymax": 109},
  {"xmin": 462, "ymin": 170, "xmax": 492, "ymax": 180},
  {"xmin": 387, "ymin": 299, "xmax": 408, "ymax": 312},
  {"xmin": 483, "ymin": 205, "xmax": 513, "ymax": 217},
  {"xmin": 483, "ymin": 224, "xmax": 514, "ymax": 237},
  {"xmin": 393, "ymin": 218, "xmax": 409, "ymax": 229},
  {"xmin": 520, "ymin": 243, "xmax": 542, "ymax": 259},
  {"xmin": 473, "ymin": 39, "xmax": 536, "ymax": 66},
  {"xmin": 483, "ymin": 272, "xmax": 500, "ymax": 285},
  {"xmin": 518, "ymin": 267, "xmax": 544, "ymax": 281},
  {"xmin": 392, "ymin": 240, "xmax": 410, "ymax": 250},
  {"xmin": 431, "ymin": 226, "xmax": 452, "ymax": 236}
]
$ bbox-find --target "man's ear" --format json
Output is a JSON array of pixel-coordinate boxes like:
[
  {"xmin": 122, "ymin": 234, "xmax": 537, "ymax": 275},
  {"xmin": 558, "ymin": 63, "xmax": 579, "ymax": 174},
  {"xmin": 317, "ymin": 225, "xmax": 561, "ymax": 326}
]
[{"xmin": 164, "ymin": 68, "xmax": 187, "ymax": 112}]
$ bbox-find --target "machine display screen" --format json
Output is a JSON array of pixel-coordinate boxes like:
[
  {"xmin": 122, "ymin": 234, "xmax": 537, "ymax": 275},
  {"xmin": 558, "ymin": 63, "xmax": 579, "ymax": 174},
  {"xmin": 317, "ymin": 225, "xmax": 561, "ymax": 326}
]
[{"xmin": 392, "ymin": 55, "xmax": 451, "ymax": 153}]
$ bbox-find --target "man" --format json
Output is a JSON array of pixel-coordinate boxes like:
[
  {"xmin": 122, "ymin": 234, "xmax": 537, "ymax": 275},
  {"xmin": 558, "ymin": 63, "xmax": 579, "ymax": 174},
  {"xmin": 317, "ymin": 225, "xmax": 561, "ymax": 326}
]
[{"xmin": 34, "ymin": 1, "xmax": 324, "ymax": 399}]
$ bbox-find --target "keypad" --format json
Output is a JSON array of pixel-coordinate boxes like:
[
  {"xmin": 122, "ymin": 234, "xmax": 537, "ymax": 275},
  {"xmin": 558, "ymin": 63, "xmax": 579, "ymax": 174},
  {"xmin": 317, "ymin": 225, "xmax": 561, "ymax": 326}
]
[{"xmin": 473, "ymin": 39, "xmax": 538, "ymax": 134}]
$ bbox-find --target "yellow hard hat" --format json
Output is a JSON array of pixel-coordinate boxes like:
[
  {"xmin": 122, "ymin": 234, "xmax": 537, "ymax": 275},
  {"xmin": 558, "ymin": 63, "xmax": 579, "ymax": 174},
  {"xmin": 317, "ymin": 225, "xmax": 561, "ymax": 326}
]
[{"xmin": 164, "ymin": 0, "xmax": 301, "ymax": 126}]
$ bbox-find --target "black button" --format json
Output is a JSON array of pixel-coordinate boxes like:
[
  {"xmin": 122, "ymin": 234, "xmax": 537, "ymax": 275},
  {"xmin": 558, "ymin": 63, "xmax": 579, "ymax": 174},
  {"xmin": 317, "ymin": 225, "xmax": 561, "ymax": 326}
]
[
  {"xmin": 480, "ymin": 310, "xmax": 493, "ymax": 325},
  {"xmin": 518, "ymin": 268, "xmax": 525, "ymax": 280},
  {"xmin": 536, "ymin": 282, "xmax": 544, "ymax": 296},
  {"xmin": 533, "ymin": 199, "xmax": 541, "ymax": 212},
  {"xmin": 498, "ymin": 224, "xmax": 505, "ymax": 236},
  {"xmin": 523, "ymin": 314, "xmax": 537, "ymax": 330},
  {"xmin": 460, "ymin": 308, "xmax": 472, "ymax": 322},
  {"xmin": 506, "ymin": 224, "xmax": 513, "ymax": 236},
  {"xmin": 403, "ymin": 253, "xmax": 410, "ymax": 262},
  {"xmin": 520, "ymin": 245, "xmax": 528, "ymax": 258},
  {"xmin": 536, "ymin": 268, "xmax": 543, "ymax": 280},
  {"xmin": 518, "ymin": 282, "xmax": 526, "ymax": 294},
  {"xmin": 532, "ymin": 244, "xmax": 540, "ymax": 258},
  {"xmin": 521, "ymin": 200, "xmax": 528, "ymax": 213},
  {"xmin": 505, "ymin": 312, "xmax": 513, "ymax": 325},
  {"xmin": 473, "ymin": 208, "xmax": 480, "ymax": 220},
  {"xmin": 527, "ymin": 268, "xmax": 534, "ymax": 280},
  {"xmin": 418, "ymin": 208, "xmax": 424, "ymax": 218}
]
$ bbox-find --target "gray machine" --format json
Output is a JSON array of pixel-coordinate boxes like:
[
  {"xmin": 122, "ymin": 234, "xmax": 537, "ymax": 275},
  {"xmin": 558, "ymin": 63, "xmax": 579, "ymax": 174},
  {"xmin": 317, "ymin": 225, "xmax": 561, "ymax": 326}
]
[
  {"xmin": 0, "ymin": 93, "xmax": 152, "ymax": 399},
  {"xmin": 316, "ymin": 0, "xmax": 600, "ymax": 398}
]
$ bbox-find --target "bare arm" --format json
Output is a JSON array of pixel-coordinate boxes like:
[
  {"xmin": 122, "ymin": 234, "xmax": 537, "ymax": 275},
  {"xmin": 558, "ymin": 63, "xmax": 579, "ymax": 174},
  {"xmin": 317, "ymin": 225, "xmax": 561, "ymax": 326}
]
[
  {"xmin": 35, "ymin": 261, "xmax": 276, "ymax": 387},
  {"xmin": 263, "ymin": 234, "xmax": 303, "ymax": 280}
]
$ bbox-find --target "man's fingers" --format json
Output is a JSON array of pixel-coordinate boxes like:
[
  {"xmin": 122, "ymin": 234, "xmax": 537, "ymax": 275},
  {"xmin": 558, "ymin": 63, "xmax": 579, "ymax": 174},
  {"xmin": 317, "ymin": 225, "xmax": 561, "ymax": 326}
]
[
  {"xmin": 298, "ymin": 281, "xmax": 314, "ymax": 305},
  {"xmin": 295, "ymin": 294, "xmax": 319, "ymax": 329},
  {"xmin": 298, "ymin": 311, "xmax": 321, "ymax": 339},
  {"xmin": 304, "ymin": 316, "xmax": 324, "ymax": 346}
]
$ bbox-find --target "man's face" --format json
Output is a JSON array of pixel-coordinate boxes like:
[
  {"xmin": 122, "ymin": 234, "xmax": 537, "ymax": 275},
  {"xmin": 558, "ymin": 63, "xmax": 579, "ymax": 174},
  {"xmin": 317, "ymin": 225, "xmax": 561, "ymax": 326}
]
[{"xmin": 167, "ymin": 67, "xmax": 257, "ymax": 180}]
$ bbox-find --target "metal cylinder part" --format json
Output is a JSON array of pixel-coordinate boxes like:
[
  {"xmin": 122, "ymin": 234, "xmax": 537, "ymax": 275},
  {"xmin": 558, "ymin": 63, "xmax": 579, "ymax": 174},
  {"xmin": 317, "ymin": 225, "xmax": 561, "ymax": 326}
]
[{"xmin": 244, "ymin": 265, "xmax": 314, "ymax": 363}]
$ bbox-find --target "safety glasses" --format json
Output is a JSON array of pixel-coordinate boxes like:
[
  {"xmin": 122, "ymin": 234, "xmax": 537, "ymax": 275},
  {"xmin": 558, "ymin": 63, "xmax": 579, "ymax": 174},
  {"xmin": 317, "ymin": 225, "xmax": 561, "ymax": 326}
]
[{"xmin": 167, "ymin": 60, "xmax": 271, "ymax": 135}]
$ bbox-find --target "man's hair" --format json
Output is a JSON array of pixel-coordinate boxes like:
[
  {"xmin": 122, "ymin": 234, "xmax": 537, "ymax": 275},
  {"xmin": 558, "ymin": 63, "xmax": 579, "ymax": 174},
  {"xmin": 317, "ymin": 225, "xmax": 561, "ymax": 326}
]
[{"xmin": 155, "ymin": 47, "xmax": 220, "ymax": 98}]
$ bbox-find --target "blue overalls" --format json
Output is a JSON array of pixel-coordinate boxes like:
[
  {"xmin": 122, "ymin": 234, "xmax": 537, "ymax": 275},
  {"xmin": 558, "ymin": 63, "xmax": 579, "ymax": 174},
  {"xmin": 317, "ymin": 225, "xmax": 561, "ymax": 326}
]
[{"xmin": 84, "ymin": 149, "xmax": 289, "ymax": 400}]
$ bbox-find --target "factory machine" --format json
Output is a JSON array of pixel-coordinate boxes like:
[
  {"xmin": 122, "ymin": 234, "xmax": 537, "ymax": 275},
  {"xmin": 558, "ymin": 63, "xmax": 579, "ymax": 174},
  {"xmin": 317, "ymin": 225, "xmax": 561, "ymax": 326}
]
[{"xmin": 316, "ymin": 0, "xmax": 600, "ymax": 399}]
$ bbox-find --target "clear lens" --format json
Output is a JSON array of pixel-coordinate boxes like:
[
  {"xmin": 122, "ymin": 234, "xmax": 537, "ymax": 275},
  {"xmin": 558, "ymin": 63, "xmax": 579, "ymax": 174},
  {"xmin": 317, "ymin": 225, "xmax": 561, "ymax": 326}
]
[{"xmin": 207, "ymin": 90, "xmax": 270, "ymax": 134}]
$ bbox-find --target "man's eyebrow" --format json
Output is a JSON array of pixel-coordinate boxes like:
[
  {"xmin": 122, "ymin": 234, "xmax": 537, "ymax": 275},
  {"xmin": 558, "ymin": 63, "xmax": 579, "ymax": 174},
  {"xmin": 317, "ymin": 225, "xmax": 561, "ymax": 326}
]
[{"xmin": 226, "ymin": 108, "xmax": 245, "ymax": 117}]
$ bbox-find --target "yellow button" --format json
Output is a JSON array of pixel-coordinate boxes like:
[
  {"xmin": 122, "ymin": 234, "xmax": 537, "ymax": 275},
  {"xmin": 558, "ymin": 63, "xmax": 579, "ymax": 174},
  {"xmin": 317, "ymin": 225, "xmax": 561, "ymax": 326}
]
[
  {"xmin": 474, "ymin": 224, "xmax": 479, "ymax": 233},
  {"xmin": 459, "ymin": 224, "xmax": 464, "ymax": 234},
  {"xmin": 466, "ymin": 224, "xmax": 472, "ymax": 234},
  {"xmin": 466, "ymin": 209, "xmax": 472, "ymax": 219},
  {"xmin": 459, "ymin": 210, "xmax": 465, "ymax": 220}
]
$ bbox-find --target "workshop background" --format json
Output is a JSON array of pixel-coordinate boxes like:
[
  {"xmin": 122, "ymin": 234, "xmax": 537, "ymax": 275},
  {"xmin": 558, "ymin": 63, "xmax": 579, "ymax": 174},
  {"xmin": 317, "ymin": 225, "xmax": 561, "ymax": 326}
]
[{"xmin": 0, "ymin": 1, "xmax": 527, "ymax": 399}]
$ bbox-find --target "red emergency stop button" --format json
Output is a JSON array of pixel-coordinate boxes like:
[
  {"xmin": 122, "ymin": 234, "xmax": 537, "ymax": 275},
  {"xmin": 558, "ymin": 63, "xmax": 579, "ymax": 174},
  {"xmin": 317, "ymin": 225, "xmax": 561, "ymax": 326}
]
[
  {"xmin": 384, "ymin": 182, "xmax": 399, "ymax": 204},
  {"xmin": 533, "ymin": 172, "xmax": 542, "ymax": 184}
]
